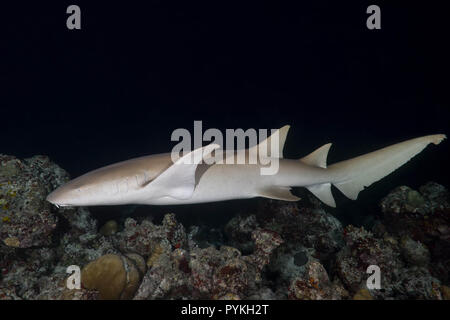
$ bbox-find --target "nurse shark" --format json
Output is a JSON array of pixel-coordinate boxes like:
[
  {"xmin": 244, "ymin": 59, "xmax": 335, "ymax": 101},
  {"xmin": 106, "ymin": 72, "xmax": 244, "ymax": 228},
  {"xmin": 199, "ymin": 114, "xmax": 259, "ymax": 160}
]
[{"xmin": 46, "ymin": 126, "xmax": 446, "ymax": 208}]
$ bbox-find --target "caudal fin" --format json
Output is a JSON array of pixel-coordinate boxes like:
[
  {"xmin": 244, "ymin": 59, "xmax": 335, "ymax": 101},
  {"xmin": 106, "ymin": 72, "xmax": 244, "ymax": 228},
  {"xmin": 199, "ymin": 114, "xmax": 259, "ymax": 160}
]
[{"xmin": 328, "ymin": 134, "xmax": 446, "ymax": 200}]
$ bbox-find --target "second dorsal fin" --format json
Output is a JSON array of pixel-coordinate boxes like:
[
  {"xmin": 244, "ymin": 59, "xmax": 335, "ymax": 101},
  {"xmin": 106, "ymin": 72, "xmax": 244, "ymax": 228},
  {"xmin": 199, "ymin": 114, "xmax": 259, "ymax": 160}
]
[{"xmin": 300, "ymin": 143, "xmax": 332, "ymax": 168}]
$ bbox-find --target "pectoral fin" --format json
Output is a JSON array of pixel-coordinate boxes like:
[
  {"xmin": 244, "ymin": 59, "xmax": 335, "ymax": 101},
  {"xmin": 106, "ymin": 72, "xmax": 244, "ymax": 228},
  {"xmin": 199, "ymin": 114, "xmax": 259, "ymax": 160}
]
[
  {"xmin": 257, "ymin": 186, "xmax": 301, "ymax": 201},
  {"xmin": 144, "ymin": 143, "xmax": 220, "ymax": 200}
]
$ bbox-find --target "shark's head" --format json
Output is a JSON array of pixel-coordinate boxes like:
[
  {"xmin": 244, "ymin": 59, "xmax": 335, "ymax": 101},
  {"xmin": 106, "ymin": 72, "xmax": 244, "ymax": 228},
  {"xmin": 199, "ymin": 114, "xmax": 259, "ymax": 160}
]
[
  {"xmin": 46, "ymin": 172, "xmax": 121, "ymax": 207},
  {"xmin": 46, "ymin": 182, "xmax": 87, "ymax": 207},
  {"xmin": 46, "ymin": 154, "xmax": 175, "ymax": 207},
  {"xmin": 46, "ymin": 144, "xmax": 220, "ymax": 207}
]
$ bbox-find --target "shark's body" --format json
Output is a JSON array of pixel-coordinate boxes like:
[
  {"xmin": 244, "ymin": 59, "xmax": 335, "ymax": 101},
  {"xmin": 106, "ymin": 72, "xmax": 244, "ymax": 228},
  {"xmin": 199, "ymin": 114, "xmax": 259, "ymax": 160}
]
[
  {"xmin": 150, "ymin": 155, "xmax": 331, "ymax": 205},
  {"xmin": 46, "ymin": 126, "xmax": 446, "ymax": 208}
]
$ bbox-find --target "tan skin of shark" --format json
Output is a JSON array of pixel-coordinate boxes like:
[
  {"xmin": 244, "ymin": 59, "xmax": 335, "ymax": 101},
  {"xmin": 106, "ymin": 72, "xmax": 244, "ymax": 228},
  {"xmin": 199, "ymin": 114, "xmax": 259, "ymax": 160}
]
[{"xmin": 46, "ymin": 126, "xmax": 446, "ymax": 208}]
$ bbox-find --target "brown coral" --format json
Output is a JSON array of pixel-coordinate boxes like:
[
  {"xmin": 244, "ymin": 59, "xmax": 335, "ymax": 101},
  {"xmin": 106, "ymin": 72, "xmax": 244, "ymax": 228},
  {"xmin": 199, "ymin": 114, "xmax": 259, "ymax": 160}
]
[{"xmin": 81, "ymin": 254, "xmax": 143, "ymax": 300}]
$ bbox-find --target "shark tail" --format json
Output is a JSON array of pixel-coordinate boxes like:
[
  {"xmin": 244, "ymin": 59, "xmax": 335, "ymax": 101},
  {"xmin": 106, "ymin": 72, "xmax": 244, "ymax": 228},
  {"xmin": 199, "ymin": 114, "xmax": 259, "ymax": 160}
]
[
  {"xmin": 300, "ymin": 134, "xmax": 446, "ymax": 207},
  {"xmin": 328, "ymin": 134, "xmax": 446, "ymax": 202}
]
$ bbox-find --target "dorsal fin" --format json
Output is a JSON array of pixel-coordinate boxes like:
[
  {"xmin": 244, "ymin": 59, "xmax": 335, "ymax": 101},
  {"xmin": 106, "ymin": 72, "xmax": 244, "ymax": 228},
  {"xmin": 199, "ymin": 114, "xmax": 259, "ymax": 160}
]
[
  {"xmin": 300, "ymin": 143, "xmax": 332, "ymax": 168},
  {"xmin": 249, "ymin": 125, "xmax": 290, "ymax": 158}
]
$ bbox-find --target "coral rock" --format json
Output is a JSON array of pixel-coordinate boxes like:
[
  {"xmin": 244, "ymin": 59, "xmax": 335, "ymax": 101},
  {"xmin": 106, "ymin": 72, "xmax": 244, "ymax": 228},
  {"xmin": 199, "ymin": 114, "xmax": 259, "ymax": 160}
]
[
  {"xmin": 288, "ymin": 260, "xmax": 347, "ymax": 300},
  {"xmin": 99, "ymin": 220, "xmax": 118, "ymax": 236},
  {"xmin": 81, "ymin": 254, "xmax": 143, "ymax": 299},
  {"xmin": 400, "ymin": 236, "xmax": 430, "ymax": 267},
  {"xmin": 353, "ymin": 288, "xmax": 373, "ymax": 300},
  {"xmin": 0, "ymin": 155, "xmax": 69, "ymax": 248}
]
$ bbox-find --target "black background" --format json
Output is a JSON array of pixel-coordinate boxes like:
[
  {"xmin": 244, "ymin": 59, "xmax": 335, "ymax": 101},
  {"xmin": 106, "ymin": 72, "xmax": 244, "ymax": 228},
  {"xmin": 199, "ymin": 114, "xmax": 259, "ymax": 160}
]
[{"xmin": 1, "ymin": 1, "xmax": 449, "ymax": 225}]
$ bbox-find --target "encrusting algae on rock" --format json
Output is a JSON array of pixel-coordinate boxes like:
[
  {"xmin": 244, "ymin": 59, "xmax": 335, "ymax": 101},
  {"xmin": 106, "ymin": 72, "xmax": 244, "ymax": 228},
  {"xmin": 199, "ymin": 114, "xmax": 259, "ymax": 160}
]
[{"xmin": 0, "ymin": 155, "xmax": 66, "ymax": 248}]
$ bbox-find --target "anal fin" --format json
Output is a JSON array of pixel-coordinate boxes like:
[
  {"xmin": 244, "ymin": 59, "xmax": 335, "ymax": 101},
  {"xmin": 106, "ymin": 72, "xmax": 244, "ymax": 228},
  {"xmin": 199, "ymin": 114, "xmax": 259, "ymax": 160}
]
[
  {"xmin": 257, "ymin": 186, "xmax": 301, "ymax": 201},
  {"xmin": 307, "ymin": 183, "xmax": 336, "ymax": 207}
]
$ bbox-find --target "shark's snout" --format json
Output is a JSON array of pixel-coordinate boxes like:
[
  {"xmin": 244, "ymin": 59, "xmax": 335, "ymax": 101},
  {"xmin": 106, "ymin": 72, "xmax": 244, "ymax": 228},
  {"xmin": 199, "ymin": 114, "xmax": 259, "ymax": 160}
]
[
  {"xmin": 46, "ymin": 191, "xmax": 56, "ymax": 203},
  {"xmin": 45, "ymin": 175, "xmax": 120, "ymax": 207},
  {"xmin": 46, "ymin": 185, "xmax": 77, "ymax": 207},
  {"xmin": 46, "ymin": 188, "xmax": 65, "ymax": 206}
]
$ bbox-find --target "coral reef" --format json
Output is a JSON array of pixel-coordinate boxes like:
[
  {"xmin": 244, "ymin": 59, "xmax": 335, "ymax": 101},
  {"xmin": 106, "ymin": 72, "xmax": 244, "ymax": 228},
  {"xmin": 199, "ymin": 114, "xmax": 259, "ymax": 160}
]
[
  {"xmin": 0, "ymin": 152, "xmax": 449, "ymax": 300},
  {"xmin": 134, "ymin": 228, "xmax": 283, "ymax": 300}
]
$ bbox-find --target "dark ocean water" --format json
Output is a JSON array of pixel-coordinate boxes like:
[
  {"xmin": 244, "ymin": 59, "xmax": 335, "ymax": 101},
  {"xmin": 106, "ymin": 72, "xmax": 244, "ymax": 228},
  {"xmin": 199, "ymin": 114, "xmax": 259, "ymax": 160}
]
[{"xmin": 1, "ymin": 1, "xmax": 449, "ymax": 226}]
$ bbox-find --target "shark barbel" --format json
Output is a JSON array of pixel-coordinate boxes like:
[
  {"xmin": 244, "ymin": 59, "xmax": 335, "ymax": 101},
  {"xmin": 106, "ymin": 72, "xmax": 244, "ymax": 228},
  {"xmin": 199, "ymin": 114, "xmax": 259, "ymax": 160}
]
[{"xmin": 46, "ymin": 126, "xmax": 446, "ymax": 208}]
